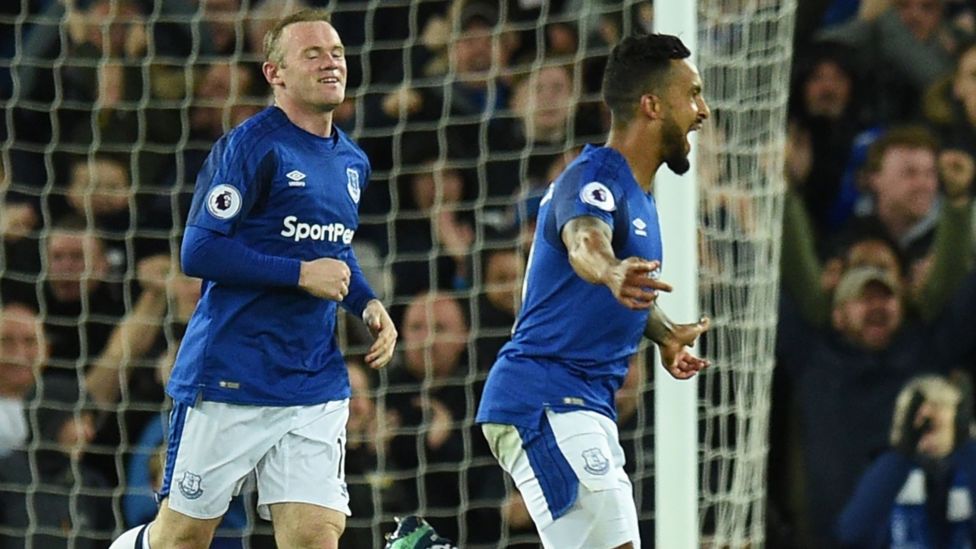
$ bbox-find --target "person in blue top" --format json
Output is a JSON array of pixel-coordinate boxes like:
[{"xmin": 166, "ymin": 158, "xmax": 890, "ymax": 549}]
[
  {"xmin": 836, "ymin": 374, "xmax": 976, "ymax": 549},
  {"xmin": 476, "ymin": 33, "xmax": 712, "ymax": 549},
  {"xmin": 110, "ymin": 9, "xmax": 398, "ymax": 549}
]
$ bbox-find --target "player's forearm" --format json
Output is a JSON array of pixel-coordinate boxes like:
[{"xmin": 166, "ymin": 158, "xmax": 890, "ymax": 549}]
[
  {"xmin": 182, "ymin": 225, "xmax": 301, "ymax": 287},
  {"xmin": 643, "ymin": 302, "xmax": 677, "ymax": 345},
  {"xmin": 564, "ymin": 217, "xmax": 619, "ymax": 285}
]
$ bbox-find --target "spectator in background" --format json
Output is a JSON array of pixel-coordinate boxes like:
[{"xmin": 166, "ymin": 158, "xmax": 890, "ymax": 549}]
[
  {"xmin": 486, "ymin": 59, "xmax": 602, "ymax": 201},
  {"xmin": 775, "ymin": 265, "xmax": 976, "ymax": 548},
  {"xmin": 390, "ymin": 142, "xmax": 476, "ymax": 297},
  {"xmin": 836, "ymin": 374, "xmax": 976, "ymax": 548},
  {"xmin": 344, "ymin": 360, "xmax": 409, "ymax": 548},
  {"xmin": 780, "ymin": 137, "xmax": 973, "ymax": 326},
  {"xmin": 0, "ymin": 156, "xmax": 43, "ymax": 307},
  {"xmin": 40, "ymin": 217, "xmax": 126, "ymax": 371},
  {"xmin": 474, "ymin": 247, "xmax": 522, "ymax": 372},
  {"xmin": 840, "ymin": 126, "xmax": 969, "ymax": 271},
  {"xmin": 925, "ymin": 39, "xmax": 976, "ymax": 199},
  {"xmin": 0, "ymin": 377, "xmax": 113, "ymax": 549},
  {"xmin": 51, "ymin": 153, "xmax": 175, "ymax": 270},
  {"xmin": 83, "ymin": 254, "xmax": 200, "ymax": 487},
  {"xmin": 385, "ymin": 292, "xmax": 504, "ymax": 545},
  {"xmin": 0, "ymin": 303, "xmax": 47, "ymax": 458},
  {"xmin": 785, "ymin": 41, "xmax": 869, "ymax": 237},
  {"xmin": 817, "ymin": 0, "xmax": 967, "ymax": 124},
  {"xmin": 363, "ymin": 0, "xmax": 514, "ymax": 169}
]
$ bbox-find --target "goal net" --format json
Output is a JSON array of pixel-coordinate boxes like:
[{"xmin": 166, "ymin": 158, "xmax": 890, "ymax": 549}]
[
  {"xmin": 696, "ymin": 0, "xmax": 794, "ymax": 547},
  {"xmin": 0, "ymin": 0, "xmax": 791, "ymax": 547}
]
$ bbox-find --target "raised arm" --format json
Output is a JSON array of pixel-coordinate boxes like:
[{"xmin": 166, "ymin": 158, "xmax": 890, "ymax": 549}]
[
  {"xmin": 561, "ymin": 216, "xmax": 671, "ymax": 309},
  {"xmin": 916, "ymin": 150, "xmax": 975, "ymax": 321},
  {"xmin": 85, "ymin": 255, "xmax": 171, "ymax": 407}
]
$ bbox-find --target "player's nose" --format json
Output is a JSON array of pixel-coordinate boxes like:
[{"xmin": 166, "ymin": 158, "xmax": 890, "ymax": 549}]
[{"xmin": 697, "ymin": 97, "xmax": 711, "ymax": 120}]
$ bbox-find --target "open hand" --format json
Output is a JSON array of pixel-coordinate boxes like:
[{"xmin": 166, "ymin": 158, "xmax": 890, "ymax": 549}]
[
  {"xmin": 659, "ymin": 317, "xmax": 711, "ymax": 379},
  {"xmin": 605, "ymin": 258, "xmax": 672, "ymax": 310},
  {"xmin": 363, "ymin": 299, "xmax": 397, "ymax": 369}
]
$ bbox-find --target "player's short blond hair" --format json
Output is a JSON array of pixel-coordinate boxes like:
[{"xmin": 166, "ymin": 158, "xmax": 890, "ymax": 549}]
[{"xmin": 263, "ymin": 8, "xmax": 332, "ymax": 66}]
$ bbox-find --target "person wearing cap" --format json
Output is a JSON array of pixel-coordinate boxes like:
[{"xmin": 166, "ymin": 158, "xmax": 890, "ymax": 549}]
[
  {"xmin": 775, "ymin": 263, "xmax": 976, "ymax": 548},
  {"xmin": 831, "ymin": 266, "xmax": 904, "ymax": 351}
]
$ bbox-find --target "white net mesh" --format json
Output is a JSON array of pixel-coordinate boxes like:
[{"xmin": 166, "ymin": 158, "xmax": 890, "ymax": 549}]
[
  {"xmin": 696, "ymin": 1, "xmax": 794, "ymax": 547},
  {"xmin": 0, "ymin": 0, "xmax": 789, "ymax": 547}
]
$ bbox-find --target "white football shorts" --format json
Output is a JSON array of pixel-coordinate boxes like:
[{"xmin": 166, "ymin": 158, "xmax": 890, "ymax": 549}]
[
  {"xmin": 483, "ymin": 409, "xmax": 640, "ymax": 549},
  {"xmin": 160, "ymin": 399, "xmax": 350, "ymax": 520}
]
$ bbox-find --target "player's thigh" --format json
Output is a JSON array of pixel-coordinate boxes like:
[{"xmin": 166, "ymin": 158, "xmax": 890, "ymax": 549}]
[
  {"xmin": 547, "ymin": 410, "xmax": 640, "ymax": 548},
  {"xmin": 484, "ymin": 412, "xmax": 640, "ymax": 549},
  {"xmin": 270, "ymin": 501, "xmax": 345, "ymax": 549},
  {"xmin": 161, "ymin": 401, "xmax": 289, "ymax": 520},
  {"xmin": 148, "ymin": 499, "xmax": 223, "ymax": 549},
  {"xmin": 254, "ymin": 399, "xmax": 351, "ymax": 520}
]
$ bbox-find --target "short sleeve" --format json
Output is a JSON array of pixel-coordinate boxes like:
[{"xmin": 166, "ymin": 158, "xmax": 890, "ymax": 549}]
[
  {"xmin": 552, "ymin": 169, "xmax": 622, "ymax": 235},
  {"xmin": 185, "ymin": 136, "xmax": 276, "ymax": 236}
]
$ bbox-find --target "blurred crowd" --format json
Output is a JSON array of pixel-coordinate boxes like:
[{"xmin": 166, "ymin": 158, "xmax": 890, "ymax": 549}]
[{"xmin": 0, "ymin": 0, "xmax": 975, "ymax": 547}]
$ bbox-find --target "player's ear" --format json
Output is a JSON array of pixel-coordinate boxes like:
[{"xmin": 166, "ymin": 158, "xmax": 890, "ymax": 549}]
[
  {"xmin": 262, "ymin": 61, "xmax": 281, "ymax": 86},
  {"xmin": 639, "ymin": 94, "xmax": 662, "ymax": 121}
]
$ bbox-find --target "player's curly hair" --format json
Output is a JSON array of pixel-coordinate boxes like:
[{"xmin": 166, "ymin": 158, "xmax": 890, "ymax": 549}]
[{"xmin": 602, "ymin": 33, "xmax": 691, "ymax": 125}]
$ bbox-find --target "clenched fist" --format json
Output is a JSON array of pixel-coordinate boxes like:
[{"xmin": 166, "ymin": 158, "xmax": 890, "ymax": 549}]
[{"xmin": 299, "ymin": 258, "xmax": 351, "ymax": 301}]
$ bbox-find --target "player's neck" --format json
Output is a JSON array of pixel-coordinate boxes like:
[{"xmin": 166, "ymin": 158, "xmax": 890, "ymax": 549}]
[
  {"xmin": 606, "ymin": 126, "xmax": 661, "ymax": 193},
  {"xmin": 274, "ymin": 97, "xmax": 335, "ymax": 138}
]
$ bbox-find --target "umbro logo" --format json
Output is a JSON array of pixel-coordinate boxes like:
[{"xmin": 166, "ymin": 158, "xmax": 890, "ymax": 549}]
[
  {"xmin": 286, "ymin": 170, "xmax": 306, "ymax": 187},
  {"xmin": 633, "ymin": 218, "xmax": 647, "ymax": 237}
]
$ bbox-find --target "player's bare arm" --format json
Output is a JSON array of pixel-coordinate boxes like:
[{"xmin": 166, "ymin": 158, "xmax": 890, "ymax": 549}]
[
  {"xmin": 562, "ymin": 216, "xmax": 672, "ymax": 310},
  {"xmin": 645, "ymin": 305, "xmax": 711, "ymax": 379},
  {"xmin": 362, "ymin": 298, "xmax": 397, "ymax": 369},
  {"xmin": 298, "ymin": 257, "xmax": 351, "ymax": 301}
]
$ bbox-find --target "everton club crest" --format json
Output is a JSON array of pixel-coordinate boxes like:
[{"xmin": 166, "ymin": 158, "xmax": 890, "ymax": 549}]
[{"xmin": 346, "ymin": 167, "xmax": 361, "ymax": 204}]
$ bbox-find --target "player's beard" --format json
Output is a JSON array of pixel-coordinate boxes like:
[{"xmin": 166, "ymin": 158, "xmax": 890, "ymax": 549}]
[{"xmin": 662, "ymin": 116, "xmax": 691, "ymax": 175}]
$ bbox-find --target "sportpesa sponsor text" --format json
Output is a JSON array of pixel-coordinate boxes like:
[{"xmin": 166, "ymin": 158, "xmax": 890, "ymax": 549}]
[{"xmin": 280, "ymin": 215, "xmax": 355, "ymax": 244}]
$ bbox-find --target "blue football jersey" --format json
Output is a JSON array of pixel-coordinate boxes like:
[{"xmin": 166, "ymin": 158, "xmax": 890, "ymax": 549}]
[
  {"xmin": 477, "ymin": 144, "xmax": 663, "ymax": 428},
  {"xmin": 167, "ymin": 107, "xmax": 369, "ymax": 406}
]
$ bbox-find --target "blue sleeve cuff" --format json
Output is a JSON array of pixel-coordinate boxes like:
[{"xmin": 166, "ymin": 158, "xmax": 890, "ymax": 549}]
[{"xmin": 340, "ymin": 248, "xmax": 378, "ymax": 318}]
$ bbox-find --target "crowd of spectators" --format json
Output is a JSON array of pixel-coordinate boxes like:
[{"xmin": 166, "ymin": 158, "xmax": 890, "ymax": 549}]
[{"xmin": 1, "ymin": 0, "xmax": 976, "ymax": 547}]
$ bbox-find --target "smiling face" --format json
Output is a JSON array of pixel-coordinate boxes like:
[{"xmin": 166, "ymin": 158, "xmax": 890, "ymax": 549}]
[
  {"xmin": 659, "ymin": 59, "xmax": 709, "ymax": 174},
  {"xmin": 266, "ymin": 20, "xmax": 347, "ymax": 112},
  {"xmin": 869, "ymin": 145, "xmax": 938, "ymax": 225}
]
